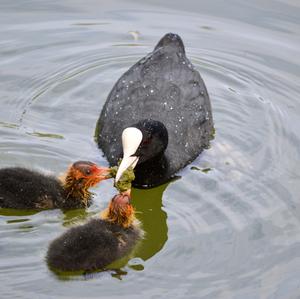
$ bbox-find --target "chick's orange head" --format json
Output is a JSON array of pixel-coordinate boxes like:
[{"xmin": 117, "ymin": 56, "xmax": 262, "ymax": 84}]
[{"xmin": 67, "ymin": 161, "xmax": 110, "ymax": 188}]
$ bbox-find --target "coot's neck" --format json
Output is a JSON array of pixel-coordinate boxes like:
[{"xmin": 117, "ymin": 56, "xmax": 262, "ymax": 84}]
[{"xmin": 62, "ymin": 175, "xmax": 92, "ymax": 208}]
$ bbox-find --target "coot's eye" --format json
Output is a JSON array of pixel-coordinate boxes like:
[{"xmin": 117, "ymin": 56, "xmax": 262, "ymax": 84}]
[{"xmin": 142, "ymin": 138, "xmax": 151, "ymax": 145}]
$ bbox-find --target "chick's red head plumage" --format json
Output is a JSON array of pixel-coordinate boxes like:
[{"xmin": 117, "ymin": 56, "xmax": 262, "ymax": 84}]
[
  {"xmin": 102, "ymin": 192, "xmax": 135, "ymax": 228},
  {"xmin": 70, "ymin": 161, "xmax": 110, "ymax": 188}
]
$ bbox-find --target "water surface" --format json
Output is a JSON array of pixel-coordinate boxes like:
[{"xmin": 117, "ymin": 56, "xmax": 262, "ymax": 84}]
[{"xmin": 0, "ymin": 0, "xmax": 300, "ymax": 298}]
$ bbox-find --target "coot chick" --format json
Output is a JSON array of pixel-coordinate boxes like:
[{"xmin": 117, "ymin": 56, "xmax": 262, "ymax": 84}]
[
  {"xmin": 47, "ymin": 191, "xmax": 143, "ymax": 272},
  {"xmin": 96, "ymin": 33, "xmax": 213, "ymax": 188},
  {"xmin": 0, "ymin": 161, "xmax": 110, "ymax": 209}
]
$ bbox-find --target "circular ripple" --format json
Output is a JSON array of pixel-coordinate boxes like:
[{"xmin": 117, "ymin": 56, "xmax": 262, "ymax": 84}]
[{"xmin": 1, "ymin": 3, "xmax": 300, "ymax": 299}]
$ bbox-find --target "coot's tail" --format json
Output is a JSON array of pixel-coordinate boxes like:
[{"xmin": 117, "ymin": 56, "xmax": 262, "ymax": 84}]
[{"xmin": 154, "ymin": 33, "xmax": 185, "ymax": 54}]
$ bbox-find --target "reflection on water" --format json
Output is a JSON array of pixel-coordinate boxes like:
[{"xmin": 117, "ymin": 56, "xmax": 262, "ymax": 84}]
[
  {"xmin": 27, "ymin": 132, "xmax": 65, "ymax": 139},
  {"xmin": 0, "ymin": 0, "xmax": 300, "ymax": 298},
  {"xmin": 132, "ymin": 182, "xmax": 169, "ymax": 261},
  {"xmin": 62, "ymin": 208, "xmax": 93, "ymax": 226},
  {"xmin": 0, "ymin": 208, "xmax": 39, "ymax": 217}
]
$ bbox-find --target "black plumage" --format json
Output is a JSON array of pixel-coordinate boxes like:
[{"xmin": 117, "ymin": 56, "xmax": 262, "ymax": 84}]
[
  {"xmin": 0, "ymin": 167, "xmax": 64, "ymax": 209},
  {"xmin": 96, "ymin": 33, "xmax": 213, "ymax": 188},
  {"xmin": 47, "ymin": 218, "xmax": 142, "ymax": 272}
]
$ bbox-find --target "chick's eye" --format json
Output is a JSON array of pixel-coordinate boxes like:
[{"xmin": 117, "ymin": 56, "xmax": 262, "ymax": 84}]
[{"xmin": 85, "ymin": 169, "xmax": 91, "ymax": 175}]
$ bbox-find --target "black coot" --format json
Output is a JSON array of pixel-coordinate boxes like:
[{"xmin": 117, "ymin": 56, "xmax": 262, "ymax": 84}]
[{"xmin": 96, "ymin": 33, "xmax": 213, "ymax": 188}]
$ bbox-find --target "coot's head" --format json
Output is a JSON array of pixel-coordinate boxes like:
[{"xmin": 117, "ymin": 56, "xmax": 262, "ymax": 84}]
[
  {"xmin": 115, "ymin": 119, "xmax": 168, "ymax": 182},
  {"xmin": 101, "ymin": 190, "xmax": 135, "ymax": 228},
  {"xmin": 67, "ymin": 161, "xmax": 110, "ymax": 188}
]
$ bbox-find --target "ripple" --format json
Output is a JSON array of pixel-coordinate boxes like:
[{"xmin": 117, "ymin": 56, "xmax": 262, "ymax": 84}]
[
  {"xmin": 161, "ymin": 44, "xmax": 300, "ymax": 238},
  {"xmin": 1, "ymin": 2, "xmax": 300, "ymax": 298}
]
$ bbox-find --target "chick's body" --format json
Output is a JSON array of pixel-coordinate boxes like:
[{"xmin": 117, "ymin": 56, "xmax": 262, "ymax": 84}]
[
  {"xmin": 0, "ymin": 167, "xmax": 64, "ymax": 209},
  {"xmin": 47, "ymin": 218, "xmax": 142, "ymax": 271}
]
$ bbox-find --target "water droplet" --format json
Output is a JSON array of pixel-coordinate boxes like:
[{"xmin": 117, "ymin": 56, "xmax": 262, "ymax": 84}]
[
  {"xmin": 122, "ymin": 80, "xmax": 126, "ymax": 84},
  {"xmin": 129, "ymin": 81, "xmax": 133, "ymax": 84},
  {"xmin": 170, "ymin": 106, "xmax": 174, "ymax": 110},
  {"xmin": 182, "ymin": 61, "xmax": 186, "ymax": 65},
  {"xmin": 115, "ymin": 111, "xmax": 119, "ymax": 115},
  {"xmin": 150, "ymin": 89, "xmax": 154, "ymax": 93},
  {"xmin": 116, "ymin": 94, "xmax": 119, "ymax": 98}
]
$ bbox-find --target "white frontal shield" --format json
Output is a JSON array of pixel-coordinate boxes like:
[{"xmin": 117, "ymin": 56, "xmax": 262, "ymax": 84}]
[{"xmin": 115, "ymin": 127, "xmax": 142, "ymax": 183}]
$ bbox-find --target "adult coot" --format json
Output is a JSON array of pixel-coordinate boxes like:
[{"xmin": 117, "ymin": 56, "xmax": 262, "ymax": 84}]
[
  {"xmin": 96, "ymin": 33, "xmax": 213, "ymax": 188},
  {"xmin": 0, "ymin": 161, "xmax": 110, "ymax": 209},
  {"xmin": 47, "ymin": 191, "xmax": 143, "ymax": 272}
]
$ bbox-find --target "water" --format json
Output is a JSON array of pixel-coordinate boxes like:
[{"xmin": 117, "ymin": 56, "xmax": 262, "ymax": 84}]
[{"xmin": 0, "ymin": 0, "xmax": 300, "ymax": 298}]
